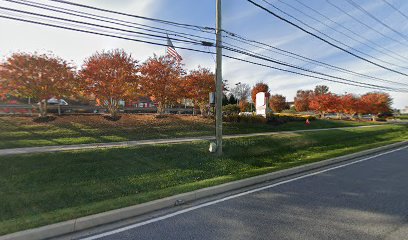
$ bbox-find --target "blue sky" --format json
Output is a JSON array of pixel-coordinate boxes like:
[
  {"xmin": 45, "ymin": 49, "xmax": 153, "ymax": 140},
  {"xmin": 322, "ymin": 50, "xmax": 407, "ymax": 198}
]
[{"xmin": 0, "ymin": 0, "xmax": 407, "ymax": 109}]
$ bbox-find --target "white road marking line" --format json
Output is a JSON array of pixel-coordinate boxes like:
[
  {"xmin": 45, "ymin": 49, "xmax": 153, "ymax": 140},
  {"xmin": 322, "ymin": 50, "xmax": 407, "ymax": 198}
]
[{"xmin": 81, "ymin": 145, "xmax": 408, "ymax": 240}]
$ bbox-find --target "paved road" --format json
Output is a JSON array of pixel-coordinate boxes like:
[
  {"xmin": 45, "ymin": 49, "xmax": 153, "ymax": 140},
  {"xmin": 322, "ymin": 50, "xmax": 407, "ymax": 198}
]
[
  {"xmin": 0, "ymin": 125, "xmax": 386, "ymax": 156},
  {"xmin": 82, "ymin": 146, "xmax": 408, "ymax": 240}
]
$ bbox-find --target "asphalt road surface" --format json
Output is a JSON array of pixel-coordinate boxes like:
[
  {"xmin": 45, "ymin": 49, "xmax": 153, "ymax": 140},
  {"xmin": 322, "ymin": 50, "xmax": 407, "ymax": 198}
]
[{"xmin": 83, "ymin": 146, "xmax": 408, "ymax": 240}]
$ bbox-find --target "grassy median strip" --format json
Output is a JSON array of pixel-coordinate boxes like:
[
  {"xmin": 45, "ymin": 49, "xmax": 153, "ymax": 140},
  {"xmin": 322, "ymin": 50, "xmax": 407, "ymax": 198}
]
[
  {"xmin": 0, "ymin": 115, "xmax": 377, "ymax": 149},
  {"xmin": 0, "ymin": 124, "xmax": 407, "ymax": 235}
]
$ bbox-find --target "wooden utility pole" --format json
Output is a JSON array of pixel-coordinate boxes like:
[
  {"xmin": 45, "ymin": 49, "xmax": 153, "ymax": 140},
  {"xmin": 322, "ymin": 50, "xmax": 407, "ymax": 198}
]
[{"xmin": 215, "ymin": 0, "xmax": 223, "ymax": 155}]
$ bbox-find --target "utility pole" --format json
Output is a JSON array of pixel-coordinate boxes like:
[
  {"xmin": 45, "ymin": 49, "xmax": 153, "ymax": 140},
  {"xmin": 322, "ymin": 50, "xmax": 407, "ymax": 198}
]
[{"xmin": 215, "ymin": 0, "xmax": 223, "ymax": 155}]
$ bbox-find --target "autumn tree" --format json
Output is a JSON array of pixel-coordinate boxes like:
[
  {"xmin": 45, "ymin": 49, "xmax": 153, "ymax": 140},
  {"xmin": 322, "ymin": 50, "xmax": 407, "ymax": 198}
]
[
  {"xmin": 79, "ymin": 49, "xmax": 139, "ymax": 117},
  {"xmin": 314, "ymin": 85, "xmax": 329, "ymax": 95},
  {"xmin": 309, "ymin": 93, "xmax": 338, "ymax": 118},
  {"xmin": 361, "ymin": 92, "xmax": 392, "ymax": 120},
  {"xmin": 140, "ymin": 55, "xmax": 184, "ymax": 114},
  {"xmin": 251, "ymin": 82, "xmax": 270, "ymax": 104},
  {"xmin": 0, "ymin": 52, "xmax": 75, "ymax": 117},
  {"xmin": 239, "ymin": 100, "xmax": 250, "ymax": 112},
  {"xmin": 294, "ymin": 90, "xmax": 314, "ymax": 112},
  {"xmin": 184, "ymin": 67, "xmax": 215, "ymax": 115},
  {"xmin": 269, "ymin": 94, "xmax": 288, "ymax": 113},
  {"xmin": 339, "ymin": 94, "xmax": 361, "ymax": 119}
]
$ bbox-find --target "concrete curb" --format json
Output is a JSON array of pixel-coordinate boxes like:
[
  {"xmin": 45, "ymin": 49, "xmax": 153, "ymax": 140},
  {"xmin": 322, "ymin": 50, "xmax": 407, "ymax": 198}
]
[
  {"xmin": 1, "ymin": 140, "xmax": 407, "ymax": 240},
  {"xmin": 0, "ymin": 124, "xmax": 388, "ymax": 156}
]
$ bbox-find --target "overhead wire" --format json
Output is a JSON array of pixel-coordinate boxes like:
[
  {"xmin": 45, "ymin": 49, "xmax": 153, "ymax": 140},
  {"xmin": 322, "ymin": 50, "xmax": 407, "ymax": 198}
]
[
  {"xmin": 276, "ymin": 0, "xmax": 408, "ymax": 63},
  {"xmin": 8, "ymin": 0, "xmax": 406, "ymax": 87},
  {"xmin": 381, "ymin": 0, "xmax": 408, "ymax": 21},
  {"xmin": 1, "ymin": 0, "xmax": 407, "ymax": 92},
  {"xmin": 246, "ymin": 0, "xmax": 408, "ymax": 78},
  {"xmin": 326, "ymin": 0, "xmax": 408, "ymax": 48},
  {"xmin": 254, "ymin": 0, "xmax": 408, "ymax": 73},
  {"xmin": 345, "ymin": 0, "xmax": 408, "ymax": 42}
]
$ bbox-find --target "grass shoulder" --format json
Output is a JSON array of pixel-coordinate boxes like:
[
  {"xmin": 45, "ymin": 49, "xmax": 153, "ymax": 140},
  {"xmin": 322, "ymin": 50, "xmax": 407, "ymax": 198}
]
[
  {"xmin": 0, "ymin": 124, "xmax": 406, "ymax": 235},
  {"xmin": 0, "ymin": 115, "xmax": 379, "ymax": 149}
]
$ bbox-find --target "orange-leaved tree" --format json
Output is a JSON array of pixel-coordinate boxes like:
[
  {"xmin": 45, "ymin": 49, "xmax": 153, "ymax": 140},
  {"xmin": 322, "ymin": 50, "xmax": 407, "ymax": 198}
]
[
  {"xmin": 251, "ymin": 82, "xmax": 270, "ymax": 104},
  {"xmin": 184, "ymin": 67, "xmax": 215, "ymax": 115},
  {"xmin": 0, "ymin": 52, "xmax": 75, "ymax": 117},
  {"xmin": 269, "ymin": 94, "xmax": 288, "ymax": 113},
  {"xmin": 309, "ymin": 93, "xmax": 338, "ymax": 118},
  {"xmin": 79, "ymin": 49, "xmax": 139, "ymax": 117},
  {"xmin": 340, "ymin": 94, "xmax": 361, "ymax": 119},
  {"xmin": 140, "ymin": 55, "xmax": 185, "ymax": 114},
  {"xmin": 294, "ymin": 90, "xmax": 314, "ymax": 112},
  {"xmin": 361, "ymin": 92, "xmax": 392, "ymax": 120}
]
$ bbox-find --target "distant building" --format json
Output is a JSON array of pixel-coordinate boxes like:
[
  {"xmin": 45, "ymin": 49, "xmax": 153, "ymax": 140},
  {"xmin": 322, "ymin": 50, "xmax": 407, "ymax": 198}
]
[
  {"xmin": 126, "ymin": 97, "xmax": 156, "ymax": 108},
  {"xmin": 286, "ymin": 101, "xmax": 295, "ymax": 108},
  {"xmin": 401, "ymin": 106, "xmax": 408, "ymax": 114}
]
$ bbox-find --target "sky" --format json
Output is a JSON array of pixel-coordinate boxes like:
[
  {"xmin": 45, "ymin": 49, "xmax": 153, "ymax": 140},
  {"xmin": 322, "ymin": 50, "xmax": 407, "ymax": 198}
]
[{"xmin": 0, "ymin": 0, "xmax": 408, "ymax": 109}]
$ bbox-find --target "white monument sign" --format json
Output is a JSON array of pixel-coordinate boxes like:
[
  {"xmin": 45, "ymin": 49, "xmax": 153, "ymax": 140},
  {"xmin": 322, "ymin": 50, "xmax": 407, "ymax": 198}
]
[{"xmin": 256, "ymin": 92, "xmax": 270, "ymax": 117}]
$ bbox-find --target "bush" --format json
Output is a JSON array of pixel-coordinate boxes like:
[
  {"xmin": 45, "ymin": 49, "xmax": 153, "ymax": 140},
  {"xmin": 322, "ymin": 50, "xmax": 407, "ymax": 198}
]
[
  {"xmin": 266, "ymin": 113, "xmax": 315, "ymax": 124},
  {"xmin": 223, "ymin": 113, "xmax": 315, "ymax": 124},
  {"xmin": 33, "ymin": 116, "xmax": 56, "ymax": 123},
  {"xmin": 223, "ymin": 114, "xmax": 267, "ymax": 124},
  {"xmin": 222, "ymin": 104, "xmax": 240, "ymax": 115}
]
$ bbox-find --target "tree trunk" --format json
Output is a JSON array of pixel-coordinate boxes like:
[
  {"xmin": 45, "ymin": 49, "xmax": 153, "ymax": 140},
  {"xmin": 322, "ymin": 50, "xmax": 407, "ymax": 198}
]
[
  {"xmin": 44, "ymin": 101, "xmax": 48, "ymax": 117},
  {"xmin": 200, "ymin": 105, "xmax": 207, "ymax": 116},
  {"xmin": 157, "ymin": 102, "xmax": 164, "ymax": 114},
  {"xmin": 38, "ymin": 100, "xmax": 48, "ymax": 117}
]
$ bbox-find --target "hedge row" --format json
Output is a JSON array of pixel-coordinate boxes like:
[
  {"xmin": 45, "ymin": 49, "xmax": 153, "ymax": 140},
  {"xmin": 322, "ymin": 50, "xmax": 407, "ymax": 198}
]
[{"xmin": 223, "ymin": 113, "xmax": 316, "ymax": 124}]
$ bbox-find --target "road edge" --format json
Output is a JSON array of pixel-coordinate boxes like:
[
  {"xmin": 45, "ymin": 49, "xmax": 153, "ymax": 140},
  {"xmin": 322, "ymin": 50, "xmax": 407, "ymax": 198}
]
[{"xmin": 1, "ymin": 140, "xmax": 407, "ymax": 240}]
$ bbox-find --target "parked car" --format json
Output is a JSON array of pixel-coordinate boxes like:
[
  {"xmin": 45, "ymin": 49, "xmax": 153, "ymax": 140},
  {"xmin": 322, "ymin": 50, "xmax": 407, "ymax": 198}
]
[{"xmin": 47, "ymin": 98, "xmax": 68, "ymax": 105}]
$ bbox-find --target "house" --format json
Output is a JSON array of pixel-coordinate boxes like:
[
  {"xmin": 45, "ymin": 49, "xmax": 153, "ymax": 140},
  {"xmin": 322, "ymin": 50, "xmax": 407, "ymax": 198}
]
[
  {"xmin": 401, "ymin": 106, "xmax": 408, "ymax": 114},
  {"xmin": 125, "ymin": 96, "xmax": 156, "ymax": 108}
]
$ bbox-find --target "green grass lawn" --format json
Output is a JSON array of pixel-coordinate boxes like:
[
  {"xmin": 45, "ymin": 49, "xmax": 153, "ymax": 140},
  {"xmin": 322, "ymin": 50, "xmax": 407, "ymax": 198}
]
[
  {"xmin": 0, "ymin": 115, "xmax": 377, "ymax": 149},
  {"xmin": 0, "ymin": 124, "xmax": 407, "ymax": 235}
]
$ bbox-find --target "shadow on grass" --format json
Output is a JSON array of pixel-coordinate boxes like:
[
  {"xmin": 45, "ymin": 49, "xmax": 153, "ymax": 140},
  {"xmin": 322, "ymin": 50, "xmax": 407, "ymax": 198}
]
[{"xmin": 0, "ymin": 124, "xmax": 406, "ymax": 235}]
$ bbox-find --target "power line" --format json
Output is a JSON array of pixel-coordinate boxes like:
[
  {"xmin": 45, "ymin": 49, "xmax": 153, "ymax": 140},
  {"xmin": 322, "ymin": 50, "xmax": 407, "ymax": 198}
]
[
  {"xmin": 326, "ymin": 0, "xmax": 408, "ymax": 48},
  {"xmin": 3, "ymin": 0, "xmax": 215, "ymax": 44},
  {"xmin": 1, "ymin": 3, "xmax": 407, "ymax": 92},
  {"xmin": 0, "ymin": 14, "xmax": 212, "ymax": 54},
  {"xmin": 8, "ymin": 0, "xmax": 407, "ymax": 88},
  {"xmin": 292, "ymin": 0, "xmax": 408, "ymax": 53},
  {"xmin": 276, "ymin": 0, "xmax": 408, "ymax": 63},
  {"xmin": 0, "ymin": 6, "xmax": 207, "ymax": 46},
  {"xmin": 345, "ymin": 0, "xmax": 408, "ymax": 42},
  {"xmin": 223, "ymin": 45, "xmax": 407, "ymax": 92},
  {"xmin": 246, "ymin": 0, "xmax": 408, "ymax": 77},
  {"xmin": 223, "ymin": 39, "xmax": 408, "ymax": 89},
  {"xmin": 381, "ymin": 0, "xmax": 408, "ymax": 21},
  {"xmin": 47, "ymin": 0, "xmax": 215, "ymax": 33},
  {"xmin": 223, "ymin": 54, "xmax": 401, "ymax": 91},
  {"xmin": 259, "ymin": 0, "xmax": 408, "ymax": 72},
  {"xmin": 223, "ymin": 33, "xmax": 408, "ymax": 87}
]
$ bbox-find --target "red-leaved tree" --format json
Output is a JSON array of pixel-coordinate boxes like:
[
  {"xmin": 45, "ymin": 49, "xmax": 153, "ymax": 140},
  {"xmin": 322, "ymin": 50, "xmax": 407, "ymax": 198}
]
[
  {"xmin": 251, "ymin": 82, "xmax": 270, "ymax": 104},
  {"xmin": 184, "ymin": 67, "xmax": 215, "ymax": 115},
  {"xmin": 339, "ymin": 94, "xmax": 361, "ymax": 119},
  {"xmin": 294, "ymin": 90, "xmax": 314, "ymax": 112},
  {"xmin": 309, "ymin": 93, "xmax": 338, "ymax": 118},
  {"xmin": 79, "ymin": 49, "xmax": 140, "ymax": 117},
  {"xmin": 0, "ymin": 52, "xmax": 75, "ymax": 117},
  {"xmin": 140, "ymin": 55, "xmax": 185, "ymax": 114},
  {"xmin": 361, "ymin": 92, "xmax": 392, "ymax": 120}
]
